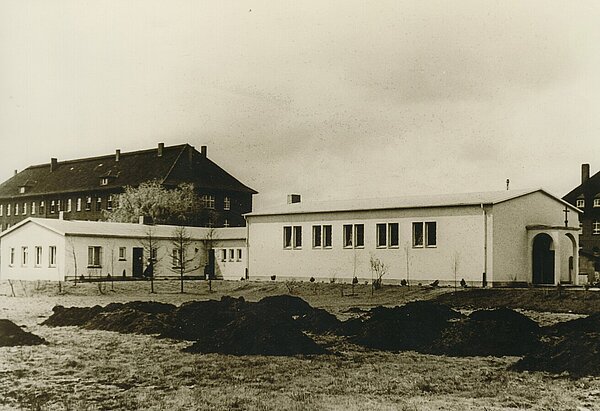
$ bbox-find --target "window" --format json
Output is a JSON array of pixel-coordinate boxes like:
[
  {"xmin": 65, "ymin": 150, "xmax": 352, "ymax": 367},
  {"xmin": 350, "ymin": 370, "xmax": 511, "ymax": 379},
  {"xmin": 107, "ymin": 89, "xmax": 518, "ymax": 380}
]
[
  {"xmin": 19, "ymin": 186, "xmax": 25, "ymax": 194},
  {"xmin": 15, "ymin": 203, "xmax": 19, "ymax": 215},
  {"xmin": 118, "ymin": 247, "xmax": 126, "ymax": 261},
  {"xmin": 21, "ymin": 247, "xmax": 28, "ymax": 266},
  {"xmin": 7, "ymin": 204, "xmax": 10, "ymax": 216},
  {"xmin": 376, "ymin": 224, "xmax": 387, "ymax": 248},
  {"xmin": 343, "ymin": 225, "xmax": 353, "ymax": 248},
  {"xmin": 87, "ymin": 246, "xmax": 102, "ymax": 267},
  {"xmin": 100, "ymin": 177, "xmax": 109, "ymax": 186},
  {"xmin": 283, "ymin": 226, "xmax": 302, "ymax": 249},
  {"xmin": 594, "ymin": 221, "xmax": 600, "ymax": 235},
  {"xmin": 577, "ymin": 199, "xmax": 585, "ymax": 208},
  {"xmin": 96, "ymin": 197, "xmax": 102, "ymax": 211},
  {"xmin": 107, "ymin": 195, "xmax": 113, "ymax": 210},
  {"xmin": 389, "ymin": 223, "xmax": 399, "ymax": 247},
  {"xmin": 39, "ymin": 201, "xmax": 44, "ymax": 215},
  {"xmin": 313, "ymin": 226, "xmax": 322, "ymax": 248},
  {"xmin": 0, "ymin": 204, "xmax": 3, "ymax": 216},
  {"xmin": 594, "ymin": 198, "xmax": 600, "ymax": 208},
  {"xmin": 237, "ymin": 249, "xmax": 242, "ymax": 261},
  {"xmin": 224, "ymin": 196, "xmax": 231, "ymax": 210},
  {"xmin": 35, "ymin": 246, "xmax": 42, "ymax": 267},
  {"xmin": 323, "ymin": 225, "xmax": 332, "ymax": 248},
  {"xmin": 86, "ymin": 197, "xmax": 92, "ymax": 211},
  {"xmin": 9, "ymin": 248, "xmax": 14, "ymax": 266},
  {"xmin": 229, "ymin": 249, "xmax": 235, "ymax": 261},
  {"xmin": 49, "ymin": 246, "xmax": 57, "ymax": 267},
  {"xmin": 172, "ymin": 248, "xmax": 182, "ymax": 268},
  {"xmin": 31, "ymin": 202, "xmax": 35, "ymax": 215},
  {"xmin": 354, "ymin": 224, "xmax": 364, "ymax": 248},
  {"xmin": 22, "ymin": 203, "xmax": 27, "ymax": 215},
  {"xmin": 57, "ymin": 200, "xmax": 61, "ymax": 212},
  {"xmin": 50, "ymin": 200, "xmax": 55, "ymax": 214},
  {"xmin": 413, "ymin": 222, "xmax": 437, "ymax": 247},
  {"xmin": 224, "ymin": 219, "xmax": 229, "ymax": 227},
  {"xmin": 67, "ymin": 199, "xmax": 72, "ymax": 212},
  {"xmin": 77, "ymin": 198, "xmax": 82, "ymax": 212},
  {"xmin": 221, "ymin": 249, "xmax": 227, "ymax": 262},
  {"xmin": 149, "ymin": 247, "xmax": 158, "ymax": 263},
  {"xmin": 202, "ymin": 195, "xmax": 215, "ymax": 209}
]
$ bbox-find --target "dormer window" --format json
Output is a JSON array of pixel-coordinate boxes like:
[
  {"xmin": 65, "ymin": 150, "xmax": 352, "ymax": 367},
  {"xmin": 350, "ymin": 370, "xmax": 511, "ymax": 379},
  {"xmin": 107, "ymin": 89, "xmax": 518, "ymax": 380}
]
[
  {"xmin": 100, "ymin": 178, "xmax": 109, "ymax": 186},
  {"xmin": 577, "ymin": 199, "xmax": 585, "ymax": 208},
  {"xmin": 594, "ymin": 198, "xmax": 600, "ymax": 208},
  {"xmin": 19, "ymin": 187, "xmax": 26, "ymax": 194}
]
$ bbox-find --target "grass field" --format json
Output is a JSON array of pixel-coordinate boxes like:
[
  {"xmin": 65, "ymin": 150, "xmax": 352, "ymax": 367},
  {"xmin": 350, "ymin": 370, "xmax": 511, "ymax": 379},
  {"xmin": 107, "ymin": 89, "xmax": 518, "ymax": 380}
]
[{"xmin": 1, "ymin": 279, "xmax": 600, "ymax": 410}]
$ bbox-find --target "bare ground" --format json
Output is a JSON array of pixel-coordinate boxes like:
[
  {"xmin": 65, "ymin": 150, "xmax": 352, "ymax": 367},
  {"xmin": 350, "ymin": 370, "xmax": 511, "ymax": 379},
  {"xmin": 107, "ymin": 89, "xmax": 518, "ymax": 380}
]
[{"xmin": 1, "ymin": 279, "xmax": 600, "ymax": 410}]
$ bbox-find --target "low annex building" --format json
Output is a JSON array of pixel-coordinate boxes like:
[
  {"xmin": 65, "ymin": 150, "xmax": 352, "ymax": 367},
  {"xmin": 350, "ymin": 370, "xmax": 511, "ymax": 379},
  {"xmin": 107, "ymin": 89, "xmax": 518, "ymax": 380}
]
[
  {"xmin": 0, "ymin": 218, "xmax": 247, "ymax": 282},
  {"xmin": 245, "ymin": 189, "xmax": 581, "ymax": 287}
]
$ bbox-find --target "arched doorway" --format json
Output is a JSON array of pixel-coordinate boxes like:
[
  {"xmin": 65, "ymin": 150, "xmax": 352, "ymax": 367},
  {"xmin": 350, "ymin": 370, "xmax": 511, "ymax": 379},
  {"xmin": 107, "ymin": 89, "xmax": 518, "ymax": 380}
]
[{"xmin": 533, "ymin": 233, "xmax": 554, "ymax": 284}]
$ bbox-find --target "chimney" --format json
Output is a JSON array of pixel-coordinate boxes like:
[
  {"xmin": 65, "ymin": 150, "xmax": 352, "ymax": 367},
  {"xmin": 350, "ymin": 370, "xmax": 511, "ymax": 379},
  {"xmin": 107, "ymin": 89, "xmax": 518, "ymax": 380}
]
[
  {"xmin": 115, "ymin": 149, "xmax": 121, "ymax": 162},
  {"xmin": 13, "ymin": 170, "xmax": 17, "ymax": 176},
  {"xmin": 157, "ymin": 142, "xmax": 164, "ymax": 157},
  {"xmin": 50, "ymin": 158, "xmax": 58, "ymax": 172},
  {"xmin": 582, "ymin": 163, "xmax": 590, "ymax": 184},
  {"xmin": 287, "ymin": 194, "xmax": 301, "ymax": 204},
  {"xmin": 200, "ymin": 145, "xmax": 207, "ymax": 157}
]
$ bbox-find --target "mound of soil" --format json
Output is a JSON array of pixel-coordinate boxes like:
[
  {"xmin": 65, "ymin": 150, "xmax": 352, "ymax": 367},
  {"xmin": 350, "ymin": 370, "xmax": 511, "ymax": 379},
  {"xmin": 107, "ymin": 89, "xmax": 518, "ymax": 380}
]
[
  {"xmin": 83, "ymin": 308, "xmax": 172, "ymax": 335},
  {"xmin": 184, "ymin": 310, "xmax": 327, "ymax": 356},
  {"xmin": 429, "ymin": 308, "xmax": 540, "ymax": 356},
  {"xmin": 545, "ymin": 312, "xmax": 600, "ymax": 335},
  {"xmin": 43, "ymin": 305, "xmax": 106, "ymax": 327},
  {"xmin": 353, "ymin": 301, "xmax": 463, "ymax": 351},
  {"xmin": 256, "ymin": 295, "xmax": 314, "ymax": 316},
  {"xmin": 0, "ymin": 319, "xmax": 46, "ymax": 346}
]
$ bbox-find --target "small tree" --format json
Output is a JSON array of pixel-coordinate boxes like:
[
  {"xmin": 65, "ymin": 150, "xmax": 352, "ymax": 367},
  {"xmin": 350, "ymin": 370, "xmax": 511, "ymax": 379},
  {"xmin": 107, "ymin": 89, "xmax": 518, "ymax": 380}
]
[
  {"xmin": 370, "ymin": 255, "xmax": 388, "ymax": 295},
  {"xmin": 141, "ymin": 226, "xmax": 162, "ymax": 293},
  {"xmin": 171, "ymin": 226, "xmax": 200, "ymax": 293}
]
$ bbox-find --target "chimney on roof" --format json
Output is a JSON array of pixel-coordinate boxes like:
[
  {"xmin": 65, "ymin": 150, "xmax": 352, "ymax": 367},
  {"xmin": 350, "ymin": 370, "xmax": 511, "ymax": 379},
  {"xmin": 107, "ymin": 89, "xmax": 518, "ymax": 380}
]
[
  {"xmin": 13, "ymin": 170, "xmax": 17, "ymax": 176},
  {"xmin": 115, "ymin": 149, "xmax": 121, "ymax": 162},
  {"xmin": 582, "ymin": 163, "xmax": 590, "ymax": 184},
  {"xmin": 287, "ymin": 194, "xmax": 301, "ymax": 204},
  {"xmin": 158, "ymin": 142, "xmax": 164, "ymax": 157},
  {"xmin": 50, "ymin": 158, "xmax": 58, "ymax": 172},
  {"xmin": 200, "ymin": 145, "xmax": 207, "ymax": 157}
]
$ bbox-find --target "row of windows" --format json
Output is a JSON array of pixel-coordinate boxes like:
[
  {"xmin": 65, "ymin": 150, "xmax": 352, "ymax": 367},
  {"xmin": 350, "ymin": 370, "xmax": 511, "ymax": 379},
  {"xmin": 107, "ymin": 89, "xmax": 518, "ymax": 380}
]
[
  {"xmin": 201, "ymin": 195, "xmax": 232, "ymax": 211},
  {"xmin": 0, "ymin": 195, "xmax": 115, "ymax": 217},
  {"xmin": 9, "ymin": 246, "xmax": 57, "ymax": 267},
  {"xmin": 220, "ymin": 248, "xmax": 243, "ymax": 262},
  {"xmin": 283, "ymin": 222, "xmax": 437, "ymax": 250},
  {"xmin": 577, "ymin": 198, "xmax": 600, "ymax": 208}
]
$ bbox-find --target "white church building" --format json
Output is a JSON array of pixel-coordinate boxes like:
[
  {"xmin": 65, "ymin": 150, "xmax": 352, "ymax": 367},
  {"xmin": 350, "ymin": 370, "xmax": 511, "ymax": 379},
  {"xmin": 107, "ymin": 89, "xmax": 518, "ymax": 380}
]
[{"xmin": 245, "ymin": 189, "xmax": 582, "ymax": 287}]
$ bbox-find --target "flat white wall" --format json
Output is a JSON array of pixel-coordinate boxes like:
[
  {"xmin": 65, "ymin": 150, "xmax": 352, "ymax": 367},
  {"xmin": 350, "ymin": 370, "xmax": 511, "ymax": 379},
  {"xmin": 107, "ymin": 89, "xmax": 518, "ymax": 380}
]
[
  {"xmin": 0, "ymin": 224, "xmax": 66, "ymax": 281},
  {"xmin": 247, "ymin": 206, "xmax": 486, "ymax": 284},
  {"xmin": 491, "ymin": 192, "xmax": 579, "ymax": 284}
]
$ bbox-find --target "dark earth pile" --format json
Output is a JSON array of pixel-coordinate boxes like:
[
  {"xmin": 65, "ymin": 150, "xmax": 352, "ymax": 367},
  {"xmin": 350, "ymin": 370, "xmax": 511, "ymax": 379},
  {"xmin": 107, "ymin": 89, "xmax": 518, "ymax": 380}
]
[
  {"xmin": 0, "ymin": 319, "xmax": 46, "ymax": 347},
  {"xmin": 352, "ymin": 301, "xmax": 463, "ymax": 351},
  {"xmin": 513, "ymin": 313, "xmax": 600, "ymax": 377},
  {"xmin": 429, "ymin": 308, "xmax": 540, "ymax": 356}
]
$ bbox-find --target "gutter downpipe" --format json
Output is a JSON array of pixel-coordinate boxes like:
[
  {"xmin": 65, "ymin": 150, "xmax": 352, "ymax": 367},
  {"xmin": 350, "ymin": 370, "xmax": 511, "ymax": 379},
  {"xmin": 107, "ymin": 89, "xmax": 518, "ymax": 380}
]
[{"xmin": 481, "ymin": 203, "xmax": 487, "ymax": 288}]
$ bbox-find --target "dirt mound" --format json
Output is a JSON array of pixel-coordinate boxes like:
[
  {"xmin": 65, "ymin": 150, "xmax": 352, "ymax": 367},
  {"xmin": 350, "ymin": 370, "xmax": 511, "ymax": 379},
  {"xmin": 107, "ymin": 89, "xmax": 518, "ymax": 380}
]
[
  {"xmin": 353, "ymin": 301, "xmax": 463, "ymax": 351},
  {"xmin": 256, "ymin": 295, "xmax": 314, "ymax": 316},
  {"xmin": 83, "ymin": 309, "xmax": 172, "ymax": 335},
  {"xmin": 546, "ymin": 312, "xmax": 600, "ymax": 335},
  {"xmin": 184, "ymin": 309, "xmax": 327, "ymax": 356},
  {"xmin": 0, "ymin": 319, "xmax": 46, "ymax": 346},
  {"xmin": 43, "ymin": 305, "xmax": 106, "ymax": 327},
  {"xmin": 429, "ymin": 308, "xmax": 539, "ymax": 356}
]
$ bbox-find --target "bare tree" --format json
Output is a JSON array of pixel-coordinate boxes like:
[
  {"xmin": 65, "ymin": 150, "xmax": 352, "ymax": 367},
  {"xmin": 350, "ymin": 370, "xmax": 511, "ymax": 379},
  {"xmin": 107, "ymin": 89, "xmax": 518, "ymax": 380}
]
[
  {"xmin": 171, "ymin": 226, "xmax": 200, "ymax": 293},
  {"xmin": 67, "ymin": 237, "xmax": 79, "ymax": 285},
  {"xmin": 140, "ymin": 226, "xmax": 162, "ymax": 293},
  {"xmin": 370, "ymin": 255, "xmax": 388, "ymax": 295}
]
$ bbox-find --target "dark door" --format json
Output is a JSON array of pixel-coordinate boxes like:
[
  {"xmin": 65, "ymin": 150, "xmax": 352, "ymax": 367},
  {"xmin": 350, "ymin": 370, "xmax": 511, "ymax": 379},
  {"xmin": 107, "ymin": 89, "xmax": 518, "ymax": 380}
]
[
  {"xmin": 533, "ymin": 234, "xmax": 555, "ymax": 284},
  {"xmin": 207, "ymin": 249, "xmax": 215, "ymax": 279},
  {"xmin": 133, "ymin": 247, "xmax": 144, "ymax": 278}
]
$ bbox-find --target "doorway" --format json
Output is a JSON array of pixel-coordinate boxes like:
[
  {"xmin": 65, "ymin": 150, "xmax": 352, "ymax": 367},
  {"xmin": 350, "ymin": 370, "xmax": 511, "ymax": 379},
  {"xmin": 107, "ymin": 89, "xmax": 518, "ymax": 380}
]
[
  {"xmin": 132, "ymin": 247, "xmax": 144, "ymax": 278},
  {"xmin": 532, "ymin": 233, "xmax": 554, "ymax": 284}
]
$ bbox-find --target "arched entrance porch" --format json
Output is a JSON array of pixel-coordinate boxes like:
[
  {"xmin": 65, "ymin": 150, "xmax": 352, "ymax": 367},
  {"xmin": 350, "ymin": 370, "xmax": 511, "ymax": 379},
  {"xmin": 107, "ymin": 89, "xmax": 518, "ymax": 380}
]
[{"xmin": 527, "ymin": 225, "xmax": 580, "ymax": 286}]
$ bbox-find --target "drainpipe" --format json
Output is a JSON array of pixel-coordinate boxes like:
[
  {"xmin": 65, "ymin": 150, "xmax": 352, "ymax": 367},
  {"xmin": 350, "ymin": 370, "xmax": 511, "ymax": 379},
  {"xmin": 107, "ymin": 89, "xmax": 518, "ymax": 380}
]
[
  {"xmin": 481, "ymin": 203, "xmax": 488, "ymax": 287},
  {"xmin": 245, "ymin": 217, "xmax": 250, "ymax": 280}
]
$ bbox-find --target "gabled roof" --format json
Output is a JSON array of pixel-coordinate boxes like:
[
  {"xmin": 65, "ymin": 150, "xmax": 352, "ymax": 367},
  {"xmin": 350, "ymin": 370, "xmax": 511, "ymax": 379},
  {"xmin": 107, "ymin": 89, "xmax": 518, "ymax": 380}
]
[
  {"xmin": 563, "ymin": 169, "xmax": 600, "ymax": 202},
  {"xmin": 0, "ymin": 218, "xmax": 246, "ymax": 241},
  {"xmin": 246, "ymin": 188, "xmax": 580, "ymax": 217},
  {"xmin": 0, "ymin": 144, "xmax": 257, "ymax": 199}
]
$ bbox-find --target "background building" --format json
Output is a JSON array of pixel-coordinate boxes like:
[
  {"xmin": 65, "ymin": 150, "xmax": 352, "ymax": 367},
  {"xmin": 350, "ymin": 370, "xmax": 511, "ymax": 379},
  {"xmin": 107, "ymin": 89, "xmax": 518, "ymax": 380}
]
[{"xmin": 0, "ymin": 143, "xmax": 257, "ymax": 230}]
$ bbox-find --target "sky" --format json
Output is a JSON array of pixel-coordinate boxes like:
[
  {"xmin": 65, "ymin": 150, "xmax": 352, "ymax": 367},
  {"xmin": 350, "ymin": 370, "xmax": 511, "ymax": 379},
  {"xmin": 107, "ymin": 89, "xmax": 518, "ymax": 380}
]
[{"xmin": 1, "ymin": 1, "xmax": 599, "ymax": 209}]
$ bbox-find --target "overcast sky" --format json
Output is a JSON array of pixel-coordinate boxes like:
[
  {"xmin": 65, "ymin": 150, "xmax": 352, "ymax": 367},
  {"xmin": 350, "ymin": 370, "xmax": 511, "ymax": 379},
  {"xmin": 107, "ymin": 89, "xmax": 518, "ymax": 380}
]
[{"xmin": 1, "ymin": 1, "xmax": 599, "ymax": 208}]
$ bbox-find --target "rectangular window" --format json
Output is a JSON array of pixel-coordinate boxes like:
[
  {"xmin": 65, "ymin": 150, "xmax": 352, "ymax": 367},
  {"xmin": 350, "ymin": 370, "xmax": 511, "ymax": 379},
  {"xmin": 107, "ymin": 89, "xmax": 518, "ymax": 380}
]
[
  {"xmin": 51, "ymin": 201, "xmax": 56, "ymax": 214},
  {"xmin": 237, "ymin": 249, "xmax": 242, "ymax": 261},
  {"xmin": 223, "ymin": 196, "xmax": 231, "ymax": 210},
  {"xmin": 172, "ymin": 248, "xmax": 182, "ymax": 268},
  {"xmin": 15, "ymin": 203, "xmax": 19, "ymax": 215},
  {"xmin": 96, "ymin": 197, "xmax": 102, "ymax": 211},
  {"xmin": 594, "ymin": 221, "xmax": 600, "ymax": 235},
  {"xmin": 202, "ymin": 195, "xmax": 215, "ymax": 209},
  {"xmin": 354, "ymin": 224, "xmax": 364, "ymax": 248},
  {"xmin": 57, "ymin": 200, "xmax": 61, "ymax": 212},
  {"xmin": 323, "ymin": 225, "xmax": 332, "ymax": 248},
  {"xmin": 21, "ymin": 246, "xmax": 28, "ymax": 266},
  {"xmin": 221, "ymin": 249, "xmax": 227, "ymax": 262},
  {"xmin": 594, "ymin": 199, "xmax": 600, "ymax": 208},
  {"xmin": 87, "ymin": 246, "xmax": 102, "ymax": 267},
  {"xmin": 107, "ymin": 195, "xmax": 113, "ymax": 210},
  {"xmin": 0, "ymin": 204, "xmax": 3, "ymax": 216},
  {"xmin": 293, "ymin": 226, "xmax": 302, "ymax": 248},
  {"xmin": 283, "ymin": 226, "xmax": 293, "ymax": 249},
  {"xmin": 100, "ymin": 178, "xmax": 109, "ymax": 186},
  {"xmin": 35, "ymin": 246, "xmax": 42, "ymax": 266},
  {"xmin": 7, "ymin": 204, "xmax": 10, "ymax": 216},
  {"xmin": 19, "ymin": 187, "xmax": 25, "ymax": 194},
  {"xmin": 67, "ymin": 199, "xmax": 72, "ymax": 212},
  {"xmin": 39, "ymin": 201, "xmax": 44, "ymax": 215},
  {"xmin": 313, "ymin": 225, "xmax": 322, "ymax": 248},
  {"xmin": 118, "ymin": 247, "xmax": 126, "ymax": 260},
  {"xmin": 425, "ymin": 222, "xmax": 437, "ymax": 247},
  {"xmin": 412, "ymin": 222, "xmax": 424, "ymax": 247},
  {"xmin": 343, "ymin": 225, "xmax": 353, "ymax": 248},
  {"xmin": 49, "ymin": 246, "xmax": 57, "ymax": 267},
  {"xmin": 229, "ymin": 249, "xmax": 235, "ymax": 261},
  {"xmin": 389, "ymin": 223, "xmax": 399, "ymax": 247},
  {"xmin": 376, "ymin": 223, "xmax": 387, "ymax": 248},
  {"xmin": 9, "ymin": 248, "xmax": 14, "ymax": 266},
  {"xmin": 85, "ymin": 197, "xmax": 92, "ymax": 211},
  {"xmin": 77, "ymin": 198, "xmax": 82, "ymax": 212},
  {"xmin": 22, "ymin": 202, "xmax": 27, "ymax": 215},
  {"xmin": 577, "ymin": 199, "xmax": 585, "ymax": 208},
  {"xmin": 31, "ymin": 202, "xmax": 35, "ymax": 215}
]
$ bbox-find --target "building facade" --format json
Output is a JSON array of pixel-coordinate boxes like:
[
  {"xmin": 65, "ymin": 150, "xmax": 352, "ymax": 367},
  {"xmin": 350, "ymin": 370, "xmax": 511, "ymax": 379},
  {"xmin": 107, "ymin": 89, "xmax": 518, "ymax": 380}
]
[
  {"xmin": 0, "ymin": 218, "xmax": 247, "ymax": 282},
  {"xmin": 563, "ymin": 164, "xmax": 600, "ymax": 278},
  {"xmin": 246, "ymin": 189, "xmax": 581, "ymax": 287},
  {"xmin": 0, "ymin": 143, "xmax": 257, "ymax": 230}
]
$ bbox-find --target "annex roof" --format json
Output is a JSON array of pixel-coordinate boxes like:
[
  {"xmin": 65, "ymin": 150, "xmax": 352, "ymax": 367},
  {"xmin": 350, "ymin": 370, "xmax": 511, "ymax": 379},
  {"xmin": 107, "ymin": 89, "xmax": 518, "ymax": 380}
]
[
  {"xmin": 0, "ymin": 143, "xmax": 256, "ymax": 199},
  {"xmin": 0, "ymin": 218, "xmax": 246, "ymax": 241},
  {"xmin": 246, "ymin": 188, "xmax": 580, "ymax": 217}
]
